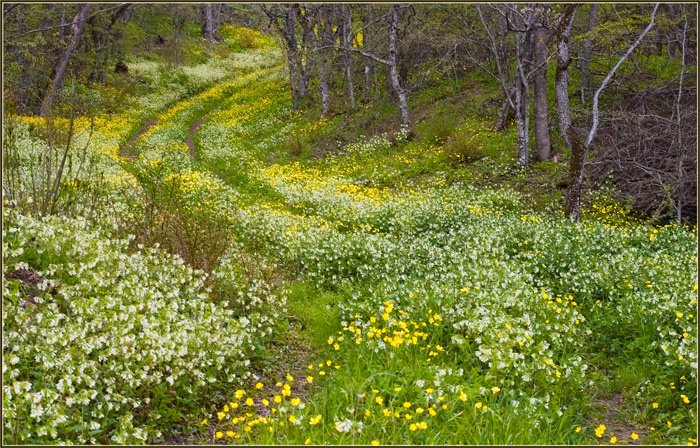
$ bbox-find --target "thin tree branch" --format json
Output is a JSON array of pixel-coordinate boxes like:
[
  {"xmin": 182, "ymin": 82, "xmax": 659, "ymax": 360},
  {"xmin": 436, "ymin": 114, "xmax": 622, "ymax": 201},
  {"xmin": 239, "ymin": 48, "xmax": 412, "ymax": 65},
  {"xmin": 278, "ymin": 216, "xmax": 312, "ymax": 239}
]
[
  {"xmin": 6, "ymin": 3, "xmax": 129, "ymax": 41},
  {"xmin": 586, "ymin": 3, "xmax": 659, "ymax": 147}
]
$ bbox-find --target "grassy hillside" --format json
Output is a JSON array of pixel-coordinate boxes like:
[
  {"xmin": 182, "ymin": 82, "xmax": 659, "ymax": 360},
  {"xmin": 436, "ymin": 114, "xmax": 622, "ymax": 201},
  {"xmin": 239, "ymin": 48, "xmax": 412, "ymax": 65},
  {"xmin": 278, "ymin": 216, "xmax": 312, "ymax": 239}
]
[{"xmin": 2, "ymin": 26, "xmax": 697, "ymax": 446}]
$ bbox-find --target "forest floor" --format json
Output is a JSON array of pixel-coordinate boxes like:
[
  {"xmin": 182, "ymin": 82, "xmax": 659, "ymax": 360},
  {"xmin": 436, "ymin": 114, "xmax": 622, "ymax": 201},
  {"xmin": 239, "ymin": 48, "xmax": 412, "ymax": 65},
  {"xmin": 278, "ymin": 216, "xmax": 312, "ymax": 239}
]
[{"xmin": 2, "ymin": 29, "xmax": 697, "ymax": 446}]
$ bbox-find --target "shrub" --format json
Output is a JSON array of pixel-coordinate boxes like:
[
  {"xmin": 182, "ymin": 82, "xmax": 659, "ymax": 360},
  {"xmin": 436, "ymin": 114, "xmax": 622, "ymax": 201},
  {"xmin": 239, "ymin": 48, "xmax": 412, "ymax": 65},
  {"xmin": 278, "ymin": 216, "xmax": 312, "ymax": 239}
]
[
  {"xmin": 417, "ymin": 113, "xmax": 458, "ymax": 145},
  {"xmin": 1, "ymin": 208, "xmax": 265, "ymax": 444},
  {"xmin": 442, "ymin": 132, "xmax": 486, "ymax": 167}
]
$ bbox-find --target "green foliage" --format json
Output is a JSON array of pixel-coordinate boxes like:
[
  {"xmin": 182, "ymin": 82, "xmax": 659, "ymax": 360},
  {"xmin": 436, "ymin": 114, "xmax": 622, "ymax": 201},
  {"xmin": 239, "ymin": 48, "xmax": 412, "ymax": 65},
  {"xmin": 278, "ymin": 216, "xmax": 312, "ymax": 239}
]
[
  {"xmin": 2, "ymin": 14, "xmax": 697, "ymax": 447},
  {"xmin": 2, "ymin": 208, "xmax": 282, "ymax": 444},
  {"xmin": 442, "ymin": 132, "xmax": 487, "ymax": 166},
  {"xmin": 415, "ymin": 109, "xmax": 460, "ymax": 145}
]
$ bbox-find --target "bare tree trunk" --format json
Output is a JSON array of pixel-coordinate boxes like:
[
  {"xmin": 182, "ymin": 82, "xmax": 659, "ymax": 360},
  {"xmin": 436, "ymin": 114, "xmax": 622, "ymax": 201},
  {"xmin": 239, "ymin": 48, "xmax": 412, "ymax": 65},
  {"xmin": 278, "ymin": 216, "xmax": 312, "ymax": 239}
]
[
  {"xmin": 579, "ymin": 3, "xmax": 598, "ymax": 103},
  {"xmin": 373, "ymin": 65, "xmax": 380, "ymax": 100},
  {"xmin": 284, "ymin": 5, "xmax": 301, "ymax": 111},
  {"xmin": 298, "ymin": 4, "xmax": 316, "ymax": 101},
  {"xmin": 318, "ymin": 5, "xmax": 334, "ymax": 115},
  {"xmin": 389, "ymin": 5, "xmax": 409, "ymax": 129},
  {"xmin": 477, "ymin": 5, "xmax": 515, "ymax": 132},
  {"xmin": 562, "ymin": 3, "xmax": 659, "ymax": 221},
  {"xmin": 674, "ymin": 12, "xmax": 687, "ymax": 224},
  {"xmin": 100, "ymin": 50, "xmax": 108, "ymax": 84},
  {"xmin": 513, "ymin": 11, "xmax": 532, "ymax": 167},
  {"xmin": 514, "ymin": 72, "xmax": 529, "ymax": 167},
  {"xmin": 59, "ymin": 4, "xmax": 67, "ymax": 40},
  {"xmin": 40, "ymin": 3, "xmax": 91, "ymax": 118},
  {"xmin": 201, "ymin": 3, "xmax": 215, "ymax": 41},
  {"xmin": 339, "ymin": 4, "xmax": 409, "ymax": 129},
  {"xmin": 495, "ymin": 92, "xmax": 514, "ymax": 132},
  {"xmin": 555, "ymin": 4, "xmax": 579, "ymax": 152},
  {"xmin": 532, "ymin": 4, "xmax": 551, "ymax": 161},
  {"xmin": 364, "ymin": 65, "xmax": 371, "ymax": 100},
  {"xmin": 365, "ymin": 5, "xmax": 379, "ymax": 100},
  {"xmin": 213, "ymin": 3, "xmax": 223, "ymax": 37},
  {"xmin": 341, "ymin": 5, "xmax": 355, "ymax": 110}
]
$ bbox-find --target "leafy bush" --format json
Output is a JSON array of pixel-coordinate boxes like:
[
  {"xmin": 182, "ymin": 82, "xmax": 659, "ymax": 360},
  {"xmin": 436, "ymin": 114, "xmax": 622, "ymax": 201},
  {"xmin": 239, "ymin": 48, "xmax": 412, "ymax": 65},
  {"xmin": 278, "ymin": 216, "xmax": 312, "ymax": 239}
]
[
  {"xmin": 442, "ymin": 132, "xmax": 487, "ymax": 167},
  {"xmin": 1, "ymin": 208, "xmax": 269, "ymax": 444}
]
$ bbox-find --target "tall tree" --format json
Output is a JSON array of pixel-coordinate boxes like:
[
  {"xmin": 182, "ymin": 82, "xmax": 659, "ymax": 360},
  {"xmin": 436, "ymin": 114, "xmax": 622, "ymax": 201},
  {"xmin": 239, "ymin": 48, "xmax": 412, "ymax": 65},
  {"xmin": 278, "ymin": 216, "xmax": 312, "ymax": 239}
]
[
  {"xmin": 40, "ymin": 3, "xmax": 91, "ymax": 117},
  {"xmin": 340, "ymin": 5, "xmax": 356, "ymax": 110},
  {"xmin": 554, "ymin": 4, "xmax": 579, "ymax": 152},
  {"xmin": 297, "ymin": 4, "xmax": 316, "ymax": 100},
  {"xmin": 317, "ymin": 5, "xmax": 335, "ymax": 116},
  {"xmin": 340, "ymin": 4, "xmax": 411, "ymax": 129},
  {"xmin": 557, "ymin": 3, "xmax": 660, "ymax": 221},
  {"xmin": 200, "ymin": 3, "xmax": 222, "ymax": 42},
  {"xmin": 531, "ymin": 3, "xmax": 551, "ymax": 162},
  {"xmin": 510, "ymin": 4, "xmax": 535, "ymax": 167},
  {"xmin": 579, "ymin": 3, "xmax": 598, "ymax": 103},
  {"xmin": 262, "ymin": 4, "xmax": 302, "ymax": 111},
  {"xmin": 476, "ymin": 4, "xmax": 514, "ymax": 132}
]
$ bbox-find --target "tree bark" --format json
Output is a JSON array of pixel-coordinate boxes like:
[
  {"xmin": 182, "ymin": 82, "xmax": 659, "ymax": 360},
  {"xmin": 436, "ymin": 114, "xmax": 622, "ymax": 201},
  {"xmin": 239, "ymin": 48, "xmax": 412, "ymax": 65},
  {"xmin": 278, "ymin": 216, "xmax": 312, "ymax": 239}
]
[
  {"xmin": 335, "ymin": 4, "xmax": 410, "ymax": 129},
  {"xmin": 514, "ymin": 69, "xmax": 530, "ymax": 167},
  {"xmin": 201, "ymin": 3, "xmax": 215, "ymax": 41},
  {"xmin": 513, "ymin": 6, "xmax": 533, "ymax": 167},
  {"xmin": 389, "ymin": 5, "xmax": 410, "ymax": 130},
  {"xmin": 532, "ymin": 4, "xmax": 551, "ymax": 162},
  {"xmin": 364, "ymin": 65, "xmax": 371, "ymax": 101},
  {"xmin": 298, "ymin": 4, "xmax": 316, "ymax": 100},
  {"xmin": 555, "ymin": 4, "xmax": 579, "ymax": 151},
  {"xmin": 40, "ymin": 3, "xmax": 91, "ymax": 118},
  {"xmin": 318, "ymin": 5, "xmax": 334, "ymax": 115},
  {"xmin": 341, "ymin": 5, "xmax": 356, "ymax": 110},
  {"xmin": 365, "ymin": 5, "xmax": 379, "ymax": 100},
  {"xmin": 281, "ymin": 5, "xmax": 301, "ymax": 111},
  {"xmin": 561, "ymin": 3, "xmax": 659, "ymax": 221},
  {"xmin": 477, "ymin": 5, "xmax": 515, "ymax": 132},
  {"xmin": 495, "ymin": 91, "xmax": 514, "ymax": 132},
  {"xmin": 579, "ymin": 3, "xmax": 598, "ymax": 103},
  {"xmin": 556, "ymin": 4, "xmax": 585, "ymax": 220},
  {"xmin": 673, "ymin": 12, "xmax": 687, "ymax": 224}
]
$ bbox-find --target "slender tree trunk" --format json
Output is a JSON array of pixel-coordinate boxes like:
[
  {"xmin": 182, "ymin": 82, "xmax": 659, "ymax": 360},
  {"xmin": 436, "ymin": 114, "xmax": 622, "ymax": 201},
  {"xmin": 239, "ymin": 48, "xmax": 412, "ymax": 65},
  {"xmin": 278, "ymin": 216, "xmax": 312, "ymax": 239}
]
[
  {"xmin": 373, "ymin": 64, "xmax": 379, "ymax": 100},
  {"xmin": 580, "ymin": 3, "xmax": 598, "ymax": 103},
  {"xmin": 364, "ymin": 65, "xmax": 371, "ymax": 100},
  {"xmin": 341, "ymin": 5, "xmax": 356, "ymax": 110},
  {"xmin": 532, "ymin": 4, "xmax": 551, "ymax": 161},
  {"xmin": 100, "ymin": 49, "xmax": 108, "ymax": 84},
  {"xmin": 213, "ymin": 3, "xmax": 223, "ymax": 38},
  {"xmin": 298, "ymin": 4, "xmax": 316, "ymax": 101},
  {"xmin": 514, "ymin": 74, "xmax": 529, "ymax": 167},
  {"xmin": 556, "ymin": 5, "xmax": 584, "ymax": 220},
  {"xmin": 59, "ymin": 4, "xmax": 67, "ymax": 40},
  {"xmin": 562, "ymin": 3, "xmax": 658, "ymax": 221},
  {"xmin": 40, "ymin": 3, "xmax": 91, "ymax": 118},
  {"xmin": 365, "ymin": 5, "xmax": 379, "ymax": 100},
  {"xmin": 514, "ymin": 17, "xmax": 531, "ymax": 167},
  {"xmin": 495, "ymin": 89, "xmax": 514, "ymax": 131},
  {"xmin": 284, "ymin": 5, "xmax": 301, "ymax": 111},
  {"xmin": 674, "ymin": 12, "xmax": 687, "ymax": 224},
  {"xmin": 555, "ymin": 5, "xmax": 579, "ymax": 152},
  {"xmin": 319, "ymin": 6, "xmax": 334, "ymax": 115},
  {"xmin": 389, "ymin": 5, "xmax": 409, "ymax": 129},
  {"xmin": 201, "ymin": 3, "xmax": 215, "ymax": 41},
  {"xmin": 319, "ymin": 68, "xmax": 330, "ymax": 115},
  {"xmin": 477, "ymin": 4, "xmax": 515, "ymax": 132}
]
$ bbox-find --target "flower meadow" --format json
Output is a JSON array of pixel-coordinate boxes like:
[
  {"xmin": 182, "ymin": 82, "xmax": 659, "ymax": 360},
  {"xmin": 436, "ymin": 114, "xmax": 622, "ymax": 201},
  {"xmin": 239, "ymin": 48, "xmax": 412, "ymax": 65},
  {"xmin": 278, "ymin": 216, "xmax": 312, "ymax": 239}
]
[{"xmin": 2, "ymin": 27, "xmax": 698, "ymax": 445}]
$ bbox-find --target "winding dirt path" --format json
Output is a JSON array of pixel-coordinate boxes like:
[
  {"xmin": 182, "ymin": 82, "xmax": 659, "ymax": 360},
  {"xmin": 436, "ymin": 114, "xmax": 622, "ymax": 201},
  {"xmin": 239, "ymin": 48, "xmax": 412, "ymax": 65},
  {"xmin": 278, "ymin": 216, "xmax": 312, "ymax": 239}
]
[
  {"xmin": 119, "ymin": 118, "xmax": 159, "ymax": 159},
  {"xmin": 185, "ymin": 117, "xmax": 205, "ymax": 159}
]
